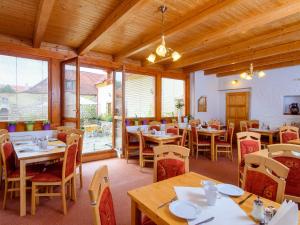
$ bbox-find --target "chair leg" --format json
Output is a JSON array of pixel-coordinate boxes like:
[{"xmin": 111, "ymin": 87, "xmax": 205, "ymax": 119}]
[
  {"xmin": 2, "ymin": 180, "xmax": 8, "ymax": 209},
  {"xmin": 79, "ymin": 165, "xmax": 83, "ymax": 189},
  {"xmin": 196, "ymin": 146, "xmax": 199, "ymax": 159},
  {"xmin": 10, "ymin": 181, "xmax": 14, "ymax": 199},
  {"xmin": 61, "ymin": 184, "xmax": 67, "ymax": 215},
  {"xmin": 215, "ymin": 146, "xmax": 218, "ymax": 161},
  {"xmin": 230, "ymin": 146, "xmax": 233, "ymax": 161},
  {"xmin": 72, "ymin": 177, "xmax": 77, "ymax": 202},
  {"xmin": 31, "ymin": 184, "xmax": 36, "ymax": 215}
]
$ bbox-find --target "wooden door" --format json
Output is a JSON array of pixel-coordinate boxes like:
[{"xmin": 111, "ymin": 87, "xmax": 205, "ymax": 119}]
[
  {"xmin": 61, "ymin": 57, "xmax": 80, "ymax": 128},
  {"xmin": 226, "ymin": 92, "xmax": 249, "ymax": 132}
]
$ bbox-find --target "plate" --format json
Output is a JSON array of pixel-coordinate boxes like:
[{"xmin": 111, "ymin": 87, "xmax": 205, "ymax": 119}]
[
  {"xmin": 216, "ymin": 184, "xmax": 244, "ymax": 197},
  {"xmin": 48, "ymin": 138, "xmax": 58, "ymax": 142},
  {"xmin": 169, "ymin": 200, "xmax": 200, "ymax": 220}
]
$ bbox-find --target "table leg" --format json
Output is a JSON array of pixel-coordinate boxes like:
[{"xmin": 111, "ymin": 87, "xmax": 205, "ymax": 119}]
[
  {"xmin": 211, "ymin": 134, "xmax": 215, "ymax": 161},
  {"xmin": 20, "ymin": 160, "xmax": 26, "ymax": 216},
  {"xmin": 131, "ymin": 199, "xmax": 141, "ymax": 225}
]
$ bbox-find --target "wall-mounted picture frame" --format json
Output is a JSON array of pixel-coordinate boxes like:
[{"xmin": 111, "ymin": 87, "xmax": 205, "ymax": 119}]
[{"xmin": 198, "ymin": 96, "xmax": 207, "ymax": 112}]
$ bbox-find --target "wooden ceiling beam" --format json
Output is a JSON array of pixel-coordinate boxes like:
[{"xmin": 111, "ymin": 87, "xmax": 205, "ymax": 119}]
[
  {"xmin": 183, "ymin": 40, "xmax": 300, "ymax": 72},
  {"xmin": 169, "ymin": 0, "xmax": 300, "ymax": 69},
  {"xmin": 115, "ymin": 0, "xmax": 238, "ymax": 59},
  {"xmin": 78, "ymin": 0, "xmax": 144, "ymax": 56},
  {"xmin": 216, "ymin": 59, "xmax": 300, "ymax": 77},
  {"xmin": 204, "ymin": 50, "xmax": 300, "ymax": 75},
  {"xmin": 33, "ymin": 0, "xmax": 56, "ymax": 48}
]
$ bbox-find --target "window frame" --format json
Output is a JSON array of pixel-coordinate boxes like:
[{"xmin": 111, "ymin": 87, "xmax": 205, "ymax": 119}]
[{"xmin": 0, "ymin": 52, "xmax": 51, "ymax": 122}]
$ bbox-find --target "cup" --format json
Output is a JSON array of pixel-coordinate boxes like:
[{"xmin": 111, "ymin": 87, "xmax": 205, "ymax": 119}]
[{"xmin": 204, "ymin": 185, "xmax": 218, "ymax": 206}]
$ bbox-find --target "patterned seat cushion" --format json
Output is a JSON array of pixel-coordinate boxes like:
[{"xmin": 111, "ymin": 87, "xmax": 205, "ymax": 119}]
[
  {"xmin": 274, "ymin": 156, "xmax": 300, "ymax": 197},
  {"xmin": 57, "ymin": 132, "xmax": 67, "ymax": 143},
  {"xmin": 31, "ymin": 170, "xmax": 62, "ymax": 182},
  {"xmin": 282, "ymin": 132, "xmax": 298, "ymax": 143},
  {"xmin": 99, "ymin": 187, "xmax": 116, "ymax": 225},
  {"xmin": 244, "ymin": 170, "xmax": 278, "ymax": 201},
  {"xmin": 157, "ymin": 158, "xmax": 185, "ymax": 182}
]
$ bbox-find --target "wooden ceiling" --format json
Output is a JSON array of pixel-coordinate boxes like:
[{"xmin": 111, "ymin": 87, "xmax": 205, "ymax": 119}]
[{"xmin": 0, "ymin": 0, "xmax": 300, "ymax": 76}]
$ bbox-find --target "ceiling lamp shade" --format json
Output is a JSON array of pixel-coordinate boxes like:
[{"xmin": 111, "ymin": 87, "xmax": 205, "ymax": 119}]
[
  {"xmin": 240, "ymin": 63, "xmax": 266, "ymax": 80},
  {"xmin": 146, "ymin": 5, "xmax": 181, "ymax": 63}
]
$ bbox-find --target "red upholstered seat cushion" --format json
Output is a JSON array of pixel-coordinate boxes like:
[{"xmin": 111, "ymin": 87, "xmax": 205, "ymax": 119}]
[
  {"xmin": 99, "ymin": 187, "xmax": 116, "ymax": 225},
  {"xmin": 197, "ymin": 140, "xmax": 211, "ymax": 145},
  {"xmin": 31, "ymin": 170, "xmax": 62, "ymax": 182},
  {"xmin": 143, "ymin": 147, "xmax": 154, "ymax": 154},
  {"xmin": 142, "ymin": 216, "xmax": 156, "ymax": 225},
  {"xmin": 2, "ymin": 142, "xmax": 16, "ymax": 174},
  {"xmin": 166, "ymin": 128, "xmax": 178, "ymax": 135},
  {"xmin": 273, "ymin": 156, "xmax": 300, "ymax": 197},
  {"xmin": 251, "ymin": 123, "xmax": 259, "ymax": 129},
  {"xmin": 149, "ymin": 125, "xmax": 160, "ymax": 131},
  {"xmin": 65, "ymin": 144, "xmax": 78, "ymax": 177},
  {"xmin": 240, "ymin": 140, "xmax": 259, "ymax": 166},
  {"xmin": 282, "ymin": 132, "xmax": 298, "ymax": 143},
  {"xmin": 128, "ymin": 141, "xmax": 139, "ymax": 147},
  {"xmin": 157, "ymin": 158, "xmax": 185, "ymax": 182},
  {"xmin": 8, "ymin": 167, "xmax": 41, "ymax": 179},
  {"xmin": 57, "ymin": 132, "xmax": 67, "ymax": 143},
  {"xmin": 244, "ymin": 170, "xmax": 278, "ymax": 201}
]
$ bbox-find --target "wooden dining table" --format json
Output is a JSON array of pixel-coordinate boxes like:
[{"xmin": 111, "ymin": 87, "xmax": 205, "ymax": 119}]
[
  {"xmin": 14, "ymin": 140, "xmax": 66, "ymax": 216},
  {"xmin": 128, "ymin": 172, "xmax": 300, "ymax": 225},
  {"xmin": 248, "ymin": 128, "xmax": 279, "ymax": 144},
  {"xmin": 128, "ymin": 131, "xmax": 182, "ymax": 146}
]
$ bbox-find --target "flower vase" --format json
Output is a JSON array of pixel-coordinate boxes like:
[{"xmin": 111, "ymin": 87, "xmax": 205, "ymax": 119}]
[
  {"xmin": 177, "ymin": 111, "xmax": 182, "ymax": 123},
  {"xmin": 8, "ymin": 124, "xmax": 16, "ymax": 132},
  {"xmin": 43, "ymin": 124, "xmax": 51, "ymax": 130}
]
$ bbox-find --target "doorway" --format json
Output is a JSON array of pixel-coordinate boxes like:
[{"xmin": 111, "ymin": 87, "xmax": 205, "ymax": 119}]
[{"xmin": 226, "ymin": 92, "xmax": 249, "ymax": 132}]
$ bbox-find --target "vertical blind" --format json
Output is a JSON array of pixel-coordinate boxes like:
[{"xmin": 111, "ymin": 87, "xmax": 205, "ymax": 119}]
[{"xmin": 125, "ymin": 73, "xmax": 155, "ymax": 118}]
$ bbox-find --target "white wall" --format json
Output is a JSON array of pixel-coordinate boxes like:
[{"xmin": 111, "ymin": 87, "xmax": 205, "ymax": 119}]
[{"xmin": 191, "ymin": 65, "xmax": 300, "ymax": 128}]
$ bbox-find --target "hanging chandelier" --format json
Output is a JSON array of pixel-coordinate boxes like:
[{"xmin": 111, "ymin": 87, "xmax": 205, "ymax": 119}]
[
  {"xmin": 240, "ymin": 63, "xmax": 266, "ymax": 80},
  {"xmin": 146, "ymin": 5, "xmax": 181, "ymax": 63}
]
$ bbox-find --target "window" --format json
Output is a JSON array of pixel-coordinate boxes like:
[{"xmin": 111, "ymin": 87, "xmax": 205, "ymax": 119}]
[
  {"xmin": 0, "ymin": 55, "xmax": 48, "ymax": 121},
  {"xmin": 125, "ymin": 73, "xmax": 155, "ymax": 118},
  {"xmin": 161, "ymin": 78, "xmax": 185, "ymax": 117}
]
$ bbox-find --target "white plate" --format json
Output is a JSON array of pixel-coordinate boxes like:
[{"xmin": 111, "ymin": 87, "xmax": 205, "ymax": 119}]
[
  {"xmin": 169, "ymin": 200, "xmax": 200, "ymax": 220},
  {"xmin": 48, "ymin": 138, "xmax": 58, "ymax": 142},
  {"xmin": 216, "ymin": 184, "xmax": 244, "ymax": 197}
]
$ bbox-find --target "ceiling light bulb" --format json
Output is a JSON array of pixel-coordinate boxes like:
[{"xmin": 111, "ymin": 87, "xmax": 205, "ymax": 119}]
[
  {"xmin": 245, "ymin": 75, "xmax": 253, "ymax": 80},
  {"xmin": 258, "ymin": 71, "xmax": 266, "ymax": 78},
  {"xmin": 156, "ymin": 44, "xmax": 167, "ymax": 57},
  {"xmin": 240, "ymin": 72, "xmax": 247, "ymax": 79},
  {"xmin": 172, "ymin": 51, "xmax": 181, "ymax": 61},
  {"xmin": 147, "ymin": 53, "xmax": 156, "ymax": 63},
  {"xmin": 231, "ymin": 80, "xmax": 238, "ymax": 85}
]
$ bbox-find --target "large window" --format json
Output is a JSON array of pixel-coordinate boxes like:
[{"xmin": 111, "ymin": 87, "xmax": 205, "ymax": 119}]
[
  {"xmin": 125, "ymin": 73, "xmax": 155, "ymax": 118},
  {"xmin": 0, "ymin": 55, "xmax": 48, "ymax": 121},
  {"xmin": 162, "ymin": 78, "xmax": 185, "ymax": 117}
]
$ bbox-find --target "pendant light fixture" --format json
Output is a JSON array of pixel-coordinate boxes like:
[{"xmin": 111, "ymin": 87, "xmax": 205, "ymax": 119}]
[
  {"xmin": 146, "ymin": 5, "xmax": 181, "ymax": 63},
  {"xmin": 240, "ymin": 63, "xmax": 266, "ymax": 80}
]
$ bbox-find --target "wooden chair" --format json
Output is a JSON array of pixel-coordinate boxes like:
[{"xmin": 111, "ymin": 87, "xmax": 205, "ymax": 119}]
[
  {"xmin": 153, "ymin": 145, "xmax": 190, "ymax": 182},
  {"xmin": 0, "ymin": 129, "xmax": 8, "ymax": 187},
  {"xmin": 249, "ymin": 120, "xmax": 259, "ymax": 128},
  {"xmin": 88, "ymin": 165, "xmax": 153, "ymax": 225},
  {"xmin": 268, "ymin": 144, "xmax": 300, "ymax": 203},
  {"xmin": 125, "ymin": 128, "xmax": 139, "ymax": 163},
  {"xmin": 165, "ymin": 123, "xmax": 179, "ymax": 135},
  {"xmin": 137, "ymin": 131, "xmax": 154, "ymax": 168},
  {"xmin": 0, "ymin": 133, "xmax": 40, "ymax": 209},
  {"xmin": 88, "ymin": 165, "xmax": 116, "ymax": 225},
  {"xmin": 279, "ymin": 126, "xmax": 299, "ymax": 143},
  {"xmin": 243, "ymin": 154, "xmax": 289, "ymax": 203},
  {"xmin": 149, "ymin": 121, "xmax": 161, "ymax": 131},
  {"xmin": 31, "ymin": 133, "xmax": 80, "ymax": 215},
  {"xmin": 56, "ymin": 126, "xmax": 74, "ymax": 142},
  {"xmin": 237, "ymin": 132, "xmax": 261, "ymax": 186},
  {"xmin": 208, "ymin": 119, "xmax": 220, "ymax": 130},
  {"xmin": 191, "ymin": 126, "xmax": 210, "ymax": 159},
  {"xmin": 240, "ymin": 121, "xmax": 249, "ymax": 132},
  {"xmin": 189, "ymin": 119, "xmax": 200, "ymax": 127},
  {"xmin": 181, "ymin": 128, "xmax": 188, "ymax": 147},
  {"xmin": 216, "ymin": 122, "xmax": 234, "ymax": 161}
]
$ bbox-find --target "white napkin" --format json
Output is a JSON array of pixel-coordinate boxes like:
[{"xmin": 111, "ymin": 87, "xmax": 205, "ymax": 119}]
[
  {"xmin": 269, "ymin": 200, "xmax": 298, "ymax": 225},
  {"xmin": 174, "ymin": 187, "xmax": 253, "ymax": 225}
]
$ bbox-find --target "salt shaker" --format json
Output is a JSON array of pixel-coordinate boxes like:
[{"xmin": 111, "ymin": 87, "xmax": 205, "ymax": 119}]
[{"xmin": 251, "ymin": 196, "xmax": 265, "ymax": 222}]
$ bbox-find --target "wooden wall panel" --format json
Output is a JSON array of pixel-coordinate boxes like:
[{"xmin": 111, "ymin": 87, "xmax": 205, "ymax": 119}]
[{"xmin": 50, "ymin": 59, "xmax": 61, "ymax": 127}]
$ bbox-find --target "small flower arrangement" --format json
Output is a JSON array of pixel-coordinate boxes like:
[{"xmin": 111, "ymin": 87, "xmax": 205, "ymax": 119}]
[
  {"xmin": 7, "ymin": 121, "xmax": 17, "ymax": 132},
  {"xmin": 175, "ymin": 99, "xmax": 184, "ymax": 110},
  {"xmin": 42, "ymin": 120, "xmax": 51, "ymax": 130}
]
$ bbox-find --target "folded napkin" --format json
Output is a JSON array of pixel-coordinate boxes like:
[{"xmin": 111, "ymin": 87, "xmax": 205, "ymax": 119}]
[
  {"xmin": 269, "ymin": 200, "xmax": 298, "ymax": 225},
  {"xmin": 174, "ymin": 187, "xmax": 253, "ymax": 225}
]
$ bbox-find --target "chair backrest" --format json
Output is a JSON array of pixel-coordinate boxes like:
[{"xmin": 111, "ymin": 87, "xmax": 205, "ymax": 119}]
[
  {"xmin": 137, "ymin": 131, "xmax": 146, "ymax": 155},
  {"xmin": 0, "ymin": 129, "xmax": 8, "ymax": 135},
  {"xmin": 181, "ymin": 128, "xmax": 188, "ymax": 147},
  {"xmin": 149, "ymin": 125, "xmax": 160, "ymax": 131},
  {"xmin": 243, "ymin": 154, "xmax": 289, "ymax": 203},
  {"xmin": 69, "ymin": 128, "xmax": 84, "ymax": 164},
  {"xmin": 279, "ymin": 126, "xmax": 299, "ymax": 144},
  {"xmin": 249, "ymin": 120, "xmax": 259, "ymax": 129},
  {"xmin": 240, "ymin": 121, "xmax": 249, "ymax": 132},
  {"xmin": 62, "ymin": 133, "xmax": 80, "ymax": 179},
  {"xmin": 57, "ymin": 126, "xmax": 73, "ymax": 143},
  {"xmin": 166, "ymin": 126, "xmax": 179, "ymax": 135},
  {"xmin": 191, "ymin": 126, "xmax": 198, "ymax": 145},
  {"xmin": 268, "ymin": 144, "xmax": 300, "ymax": 201},
  {"xmin": 89, "ymin": 165, "xmax": 116, "ymax": 225},
  {"xmin": 237, "ymin": 132, "xmax": 261, "ymax": 167},
  {"xmin": 149, "ymin": 121, "xmax": 161, "ymax": 126},
  {"xmin": 227, "ymin": 122, "xmax": 235, "ymax": 144},
  {"xmin": 0, "ymin": 133, "xmax": 16, "ymax": 178},
  {"xmin": 153, "ymin": 145, "xmax": 190, "ymax": 182},
  {"xmin": 189, "ymin": 119, "xmax": 200, "ymax": 126},
  {"xmin": 208, "ymin": 120, "xmax": 220, "ymax": 130}
]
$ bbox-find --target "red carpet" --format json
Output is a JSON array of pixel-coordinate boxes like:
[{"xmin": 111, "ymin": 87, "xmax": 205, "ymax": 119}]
[{"xmin": 0, "ymin": 152, "xmax": 238, "ymax": 225}]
